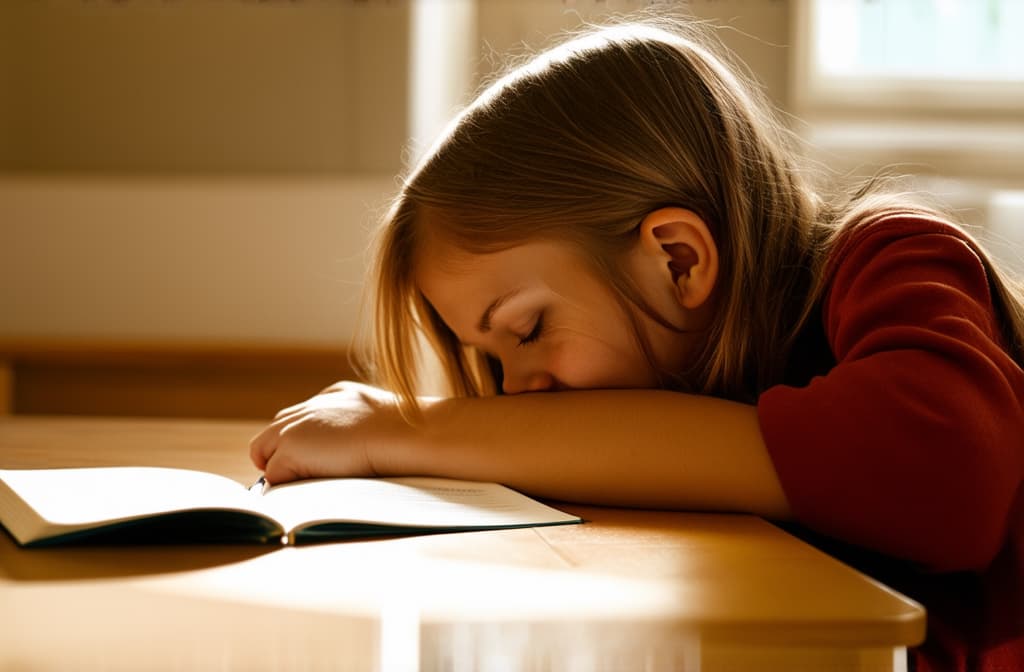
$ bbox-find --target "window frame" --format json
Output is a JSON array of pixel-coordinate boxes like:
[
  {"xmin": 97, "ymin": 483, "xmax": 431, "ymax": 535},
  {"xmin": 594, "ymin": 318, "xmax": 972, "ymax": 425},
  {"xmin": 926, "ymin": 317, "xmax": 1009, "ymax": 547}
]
[
  {"xmin": 789, "ymin": 0, "xmax": 1024, "ymax": 192},
  {"xmin": 791, "ymin": 0, "xmax": 1024, "ymax": 117}
]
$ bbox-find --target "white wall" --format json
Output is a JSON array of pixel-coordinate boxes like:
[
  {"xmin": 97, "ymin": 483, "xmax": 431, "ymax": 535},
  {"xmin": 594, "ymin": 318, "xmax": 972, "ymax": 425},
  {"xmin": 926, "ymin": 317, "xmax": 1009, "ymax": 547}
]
[
  {"xmin": 1, "ymin": 1, "xmax": 408, "ymax": 345},
  {"xmin": 0, "ymin": 176, "xmax": 396, "ymax": 344}
]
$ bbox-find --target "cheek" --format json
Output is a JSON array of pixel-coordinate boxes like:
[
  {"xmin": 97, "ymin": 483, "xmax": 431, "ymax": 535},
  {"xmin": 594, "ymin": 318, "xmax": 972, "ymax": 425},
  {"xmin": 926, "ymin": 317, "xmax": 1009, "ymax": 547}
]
[{"xmin": 547, "ymin": 333, "xmax": 658, "ymax": 389}]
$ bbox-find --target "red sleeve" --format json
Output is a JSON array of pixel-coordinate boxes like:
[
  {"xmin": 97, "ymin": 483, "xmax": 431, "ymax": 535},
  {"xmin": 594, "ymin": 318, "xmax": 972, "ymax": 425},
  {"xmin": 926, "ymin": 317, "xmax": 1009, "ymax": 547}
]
[{"xmin": 758, "ymin": 215, "xmax": 1024, "ymax": 573}]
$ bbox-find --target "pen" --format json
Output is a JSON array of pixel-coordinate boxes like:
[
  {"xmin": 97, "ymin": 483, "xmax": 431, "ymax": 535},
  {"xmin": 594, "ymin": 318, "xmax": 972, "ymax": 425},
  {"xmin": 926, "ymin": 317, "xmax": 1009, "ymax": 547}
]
[{"xmin": 250, "ymin": 475, "xmax": 267, "ymax": 493}]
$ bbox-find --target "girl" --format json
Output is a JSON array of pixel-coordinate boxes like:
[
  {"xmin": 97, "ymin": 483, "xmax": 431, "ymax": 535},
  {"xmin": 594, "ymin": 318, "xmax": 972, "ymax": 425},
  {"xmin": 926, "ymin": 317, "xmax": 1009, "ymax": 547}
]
[{"xmin": 250, "ymin": 19, "xmax": 1024, "ymax": 672}]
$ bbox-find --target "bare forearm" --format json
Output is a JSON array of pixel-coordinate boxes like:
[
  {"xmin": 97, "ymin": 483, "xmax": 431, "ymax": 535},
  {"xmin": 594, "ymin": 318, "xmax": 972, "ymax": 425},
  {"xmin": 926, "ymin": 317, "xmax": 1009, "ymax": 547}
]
[{"xmin": 376, "ymin": 390, "xmax": 792, "ymax": 520}]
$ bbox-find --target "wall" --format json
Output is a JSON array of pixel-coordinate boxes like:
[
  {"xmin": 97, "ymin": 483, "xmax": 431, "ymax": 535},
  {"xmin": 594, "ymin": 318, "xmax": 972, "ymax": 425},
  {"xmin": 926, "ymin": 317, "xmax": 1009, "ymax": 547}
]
[
  {"xmin": 1, "ymin": 0, "xmax": 408, "ymax": 175},
  {"xmin": 1, "ymin": 0, "xmax": 411, "ymax": 346},
  {"xmin": 476, "ymin": 0, "xmax": 790, "ymax": 107},
  {"xmin": 3, "ymin": 0, "xmax": 797, "ymax": 346},
  {"xmin": 0, "ymin": 175, "xmax": 394, "ymax": 344},
  {"xmin": 0, "ymin": 3, "xmax": 13, "ymax": 164},
  {"xmin": 0, "ymin": 0, "xmax": 790, "ymax": 178}
]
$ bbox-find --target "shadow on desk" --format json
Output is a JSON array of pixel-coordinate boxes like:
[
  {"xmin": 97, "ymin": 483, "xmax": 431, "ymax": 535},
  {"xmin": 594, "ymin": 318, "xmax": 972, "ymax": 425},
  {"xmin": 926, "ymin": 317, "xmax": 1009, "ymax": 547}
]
[{"xmin": 0, "ymin": 526, "xmax": 278, "ymax": 581}]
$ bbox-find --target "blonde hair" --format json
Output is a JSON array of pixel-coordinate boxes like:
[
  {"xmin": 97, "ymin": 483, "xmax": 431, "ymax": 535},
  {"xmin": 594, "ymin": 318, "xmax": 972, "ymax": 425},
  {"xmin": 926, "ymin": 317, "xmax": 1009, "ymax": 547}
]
[{"xmin": 363, "ymin": 18, "xmax": 1024, "ymax": 415}]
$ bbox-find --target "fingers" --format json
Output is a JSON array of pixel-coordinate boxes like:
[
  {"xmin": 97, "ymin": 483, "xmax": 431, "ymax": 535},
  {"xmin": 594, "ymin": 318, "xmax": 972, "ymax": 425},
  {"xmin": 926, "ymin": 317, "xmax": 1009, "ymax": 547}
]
[
  {"xmin": 250, "ymin": 416, "xmax": 308, "ymax": 484},
  {"xmin": 262, "ymin": 437, "xmax": 309, "ymax": 485},
  {"xmin": 251, "ymin": 398, "xmax": 319, "ymax": 469},
  {"xmin": 249, "ymin": 423, "xmax": 275, "ymax": 470},
  {"xmin": 249, "ymin": 409, "xmax": 301, "ymax": 470},
  {"xmin": 259, "ymin": 416, "xmax": 356, "ymax": 485},
  {"xmin": 247, "ymin": 382, "xmax": 386, "ymax": 485}
]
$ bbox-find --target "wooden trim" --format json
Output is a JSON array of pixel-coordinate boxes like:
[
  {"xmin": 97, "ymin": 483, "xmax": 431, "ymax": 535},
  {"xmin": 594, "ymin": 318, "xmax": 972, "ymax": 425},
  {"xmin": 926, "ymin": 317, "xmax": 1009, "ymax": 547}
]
[
  {"xmin": 0, "ymin": 362, "xmax": 12, "ymax": 416},
  {"xmin": 0, "ymin": 339, "xmax": 359, "ymax": 368},
  {"xmin": 0, "ymin": 339, "xmax": 361, "ymax": 420}
]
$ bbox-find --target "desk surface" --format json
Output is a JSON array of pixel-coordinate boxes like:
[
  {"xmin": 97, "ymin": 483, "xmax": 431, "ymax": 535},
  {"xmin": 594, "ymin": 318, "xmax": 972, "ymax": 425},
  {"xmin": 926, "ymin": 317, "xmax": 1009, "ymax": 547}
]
[{"xmin": 0, "ymin": 416, "xmax": 925, "ymax": 671}]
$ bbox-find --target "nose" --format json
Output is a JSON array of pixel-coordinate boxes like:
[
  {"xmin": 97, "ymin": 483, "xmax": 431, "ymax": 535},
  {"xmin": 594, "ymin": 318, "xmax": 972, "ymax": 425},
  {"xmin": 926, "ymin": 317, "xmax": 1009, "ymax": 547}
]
[{"xmin": 501, "ymin": 366, "xmax": 555, "ymax": 395}]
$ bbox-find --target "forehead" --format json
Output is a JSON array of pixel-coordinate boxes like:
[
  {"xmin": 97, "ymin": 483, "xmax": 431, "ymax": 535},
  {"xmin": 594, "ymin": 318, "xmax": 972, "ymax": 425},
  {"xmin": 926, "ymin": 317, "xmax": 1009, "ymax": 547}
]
[
  {"xmin": 413, "ymin": 234, "xmax": 586, "ymax": 329},
  {"xmin": 414, "ymin": 235, "xmax": 543, "ymax": 301},
  {"xmin": 412, "ymin": 228, "xmax": 486, "ymax": 280},
  {"xmin": 413, "ymin": 238, "xmax": 517, "ymax": 338}
]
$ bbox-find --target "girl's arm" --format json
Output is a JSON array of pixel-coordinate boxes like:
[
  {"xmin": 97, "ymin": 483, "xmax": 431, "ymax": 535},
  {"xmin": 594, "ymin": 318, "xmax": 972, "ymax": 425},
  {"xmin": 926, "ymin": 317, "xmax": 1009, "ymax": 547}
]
[{"xmin": 250, "ymin": 382, "xmax": 792, "ymax": 520}]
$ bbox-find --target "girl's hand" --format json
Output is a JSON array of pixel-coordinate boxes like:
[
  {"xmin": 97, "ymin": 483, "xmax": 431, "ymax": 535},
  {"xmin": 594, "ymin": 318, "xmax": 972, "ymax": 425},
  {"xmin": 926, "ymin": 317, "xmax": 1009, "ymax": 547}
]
[{"xmin": 249, "ymin": 381, "xmax": 411, "ymax": 485}]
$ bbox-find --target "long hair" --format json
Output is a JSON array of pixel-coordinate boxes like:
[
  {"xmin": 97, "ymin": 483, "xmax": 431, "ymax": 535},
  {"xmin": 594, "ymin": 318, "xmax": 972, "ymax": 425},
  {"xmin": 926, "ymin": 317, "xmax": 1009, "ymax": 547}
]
[{"xmin": 362, "ymin": 18, "xmax": 1024, "ymax": 416}]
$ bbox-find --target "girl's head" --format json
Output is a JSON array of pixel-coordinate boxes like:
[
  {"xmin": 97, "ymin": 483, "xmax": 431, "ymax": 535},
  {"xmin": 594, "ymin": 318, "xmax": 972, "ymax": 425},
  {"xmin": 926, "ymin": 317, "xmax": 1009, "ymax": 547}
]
[{"xmin": 369, "ymin": 19, "xmax": 824, "ymax": 411}]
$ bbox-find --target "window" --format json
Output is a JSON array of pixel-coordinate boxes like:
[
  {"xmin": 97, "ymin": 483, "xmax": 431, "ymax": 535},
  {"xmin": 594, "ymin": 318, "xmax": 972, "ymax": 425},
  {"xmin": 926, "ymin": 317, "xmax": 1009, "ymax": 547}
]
[
  {"xmin": 817, "ymin": 0, "xmax": 1023, "ymax": 81},
  {"xmin": 791, "ymin": 0, "xmax": 1024, "ymax": 211},
  {"xmin": 795, "ymin": 0, "xmax": 1024, "ymax": 112}
]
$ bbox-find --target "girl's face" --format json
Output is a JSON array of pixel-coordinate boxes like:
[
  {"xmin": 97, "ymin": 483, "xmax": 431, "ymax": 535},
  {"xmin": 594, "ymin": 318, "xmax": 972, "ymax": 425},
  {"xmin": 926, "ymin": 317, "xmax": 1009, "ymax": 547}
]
[{"xmin": 415, "ymin": 236, "xmax": 699, "ymax": 395}]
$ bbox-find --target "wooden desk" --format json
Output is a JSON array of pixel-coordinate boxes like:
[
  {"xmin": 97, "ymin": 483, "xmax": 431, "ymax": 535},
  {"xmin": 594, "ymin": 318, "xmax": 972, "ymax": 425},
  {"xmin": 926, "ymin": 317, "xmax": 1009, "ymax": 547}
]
[{"xmin": 0, "ymin": 416, "xmax": 924, "ymax": 671}]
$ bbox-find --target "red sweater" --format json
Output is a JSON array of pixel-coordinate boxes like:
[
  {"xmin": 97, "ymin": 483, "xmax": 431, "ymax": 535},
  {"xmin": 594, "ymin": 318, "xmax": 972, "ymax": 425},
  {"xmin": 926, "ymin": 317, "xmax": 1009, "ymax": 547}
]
[{"xmin": 758, "ymin": 213, "xmax": 1024, "ymax": 672}]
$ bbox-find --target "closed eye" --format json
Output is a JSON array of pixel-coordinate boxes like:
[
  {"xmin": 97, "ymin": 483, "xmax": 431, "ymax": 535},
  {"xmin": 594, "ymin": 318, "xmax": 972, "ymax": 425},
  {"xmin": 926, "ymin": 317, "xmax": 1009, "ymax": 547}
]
[{"xmin": 517, "ymin": 312, "xmax": 545, "ymax": 347}]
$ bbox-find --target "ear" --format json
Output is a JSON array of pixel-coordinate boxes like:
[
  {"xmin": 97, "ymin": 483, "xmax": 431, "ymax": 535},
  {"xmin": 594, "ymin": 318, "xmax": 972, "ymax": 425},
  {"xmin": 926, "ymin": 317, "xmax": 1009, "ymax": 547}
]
[{"xmin": 636, "ymin": 207, "xmax": 718, "ymax": 310}]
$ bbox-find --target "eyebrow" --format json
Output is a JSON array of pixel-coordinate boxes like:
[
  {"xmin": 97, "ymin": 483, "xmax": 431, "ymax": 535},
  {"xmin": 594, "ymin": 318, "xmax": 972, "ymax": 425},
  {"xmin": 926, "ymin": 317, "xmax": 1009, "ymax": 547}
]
[{"xmin": 478, "ymin": 289, "xmax": 520, "ymax": 333}]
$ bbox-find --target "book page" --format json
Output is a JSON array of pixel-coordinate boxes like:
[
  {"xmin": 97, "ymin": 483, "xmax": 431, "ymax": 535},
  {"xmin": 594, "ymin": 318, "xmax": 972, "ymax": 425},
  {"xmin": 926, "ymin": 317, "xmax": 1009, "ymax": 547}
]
[
  {"xmin": 256, "ymin": 477, "xmax": 580, "ymax": 533},
  {"xmin": 0, "ymin": 467, "xmax": 256, "ymax": 529}
]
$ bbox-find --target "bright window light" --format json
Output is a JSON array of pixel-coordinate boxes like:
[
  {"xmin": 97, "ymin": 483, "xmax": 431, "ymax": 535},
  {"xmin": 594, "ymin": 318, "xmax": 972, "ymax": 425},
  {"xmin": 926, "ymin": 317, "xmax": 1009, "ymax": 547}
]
[{"xmin": 814, "ymin": 0, "xmax": 1024, "ymax": 81}]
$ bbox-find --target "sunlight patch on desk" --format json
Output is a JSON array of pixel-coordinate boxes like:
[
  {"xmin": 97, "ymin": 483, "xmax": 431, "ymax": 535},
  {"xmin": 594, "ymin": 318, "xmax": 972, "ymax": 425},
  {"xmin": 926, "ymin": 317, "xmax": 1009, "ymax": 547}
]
[
  {"xmin": 139, "ymin": 536, "xmax": 690, "ymax": 622},
  {"xmin": 380, "ymin": 600, "xmax": 420, "ymax": 671},
  {"xmin": 134, "ymin": 539, "xmax": 701, "ymax": 670}
]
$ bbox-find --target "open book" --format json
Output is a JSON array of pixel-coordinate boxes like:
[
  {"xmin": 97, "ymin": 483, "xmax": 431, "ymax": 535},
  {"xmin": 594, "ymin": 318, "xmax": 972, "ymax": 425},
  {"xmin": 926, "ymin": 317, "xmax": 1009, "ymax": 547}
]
[{"xmin": 0, "ymin": 467, "xmax": 582, "ymax": 547}]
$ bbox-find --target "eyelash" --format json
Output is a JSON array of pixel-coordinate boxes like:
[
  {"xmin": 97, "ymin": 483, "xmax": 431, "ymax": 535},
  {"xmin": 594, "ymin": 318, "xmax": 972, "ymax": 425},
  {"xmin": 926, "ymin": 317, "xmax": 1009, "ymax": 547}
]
[{"xmin": 517, "ymin": 312, "xmax": 545, "ymax": 347}]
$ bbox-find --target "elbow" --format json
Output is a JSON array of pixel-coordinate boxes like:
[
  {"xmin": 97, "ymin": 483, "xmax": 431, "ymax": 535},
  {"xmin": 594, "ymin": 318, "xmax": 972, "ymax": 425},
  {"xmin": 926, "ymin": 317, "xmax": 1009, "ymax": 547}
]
[
  {"xmin": 923, "ymin": 509, "xmax": 1005, "ymax": 574},
  {"xmin": 905, "ymin": 419, "xmax": 1021, "ymax": 573}
]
